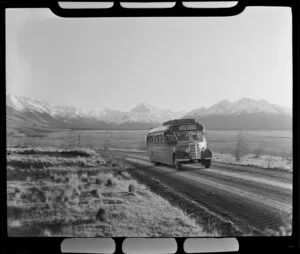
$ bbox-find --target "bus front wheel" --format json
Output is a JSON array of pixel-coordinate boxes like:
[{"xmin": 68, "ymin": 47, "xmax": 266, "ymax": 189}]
[{"xmin": 204, "ymin": 159, "xmax": 211, "ymax": 168}]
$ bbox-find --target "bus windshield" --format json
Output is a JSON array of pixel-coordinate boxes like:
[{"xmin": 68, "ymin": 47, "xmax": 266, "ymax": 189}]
[{"xmin": 174, "ymin": 130, "xmax": 204, "ymax": 142}]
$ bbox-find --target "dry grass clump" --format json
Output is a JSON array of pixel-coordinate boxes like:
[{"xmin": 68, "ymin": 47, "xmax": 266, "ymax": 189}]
[
  {"xmin": 31, "ymin": 187, "xmax": 47, "ymax": 203},
  {"xmin": 95, "ymin": 178, "xmax": 103, "ymax": 185},
  {"xmin": 8, "ymin": 218, "xmax": 22, "ymax": 228},
  {"xmin": 80, "ymin": 172, "xmax": 88, "ymax": 183},
  {"xmin": 128, "ymin": 184, "xmax": 135, "ymax": 193},
  {"xmin": 91, "ymin": 189, "xmax": 101, "ymax": 198},
  {"xmin": 77, "ymin": 184, "xmax": 83, "ymax": 192},
  {"xmin": 67, "ymin": 173, "xmax": 82, "ymax": 188},
  {"xmin": 14, "ymin": 187, "xmax": 21, "ymax": 194},
  {"xmin": 106, "ymin": 177, "xmax": 116, "ymax": 187},
  {"xmin": 42, "ymin": 229, "xmax": 52, "ymax": 237},
  {"xmin": 96, "ymin": 207, "xmax": 107, "ymax": 222},
  {"xmin": 121, "ymin": 171, "xmax": 131, "ymax": 179},
  {"xmin": 81, "ymin": 177, "xmax": 88, "ymax": 183},
  {"xmin": 61, "ymin": 187, "xmax": 74, "ymax": 203}
]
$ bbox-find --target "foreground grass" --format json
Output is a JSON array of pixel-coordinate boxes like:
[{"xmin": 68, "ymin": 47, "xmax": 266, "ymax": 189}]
[{"xmin": 7, "ymin": 146, "xmax": 206, "ymax": 237}]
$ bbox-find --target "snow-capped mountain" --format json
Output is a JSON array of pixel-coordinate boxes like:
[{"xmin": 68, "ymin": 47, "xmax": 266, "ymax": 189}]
[
  {"xmin": 118, "ymin": 103, "xmax": 185, "ymax": 124},
  {"xmin": 6, "ymin": 94, "xmax": 292, "ymax": 133},
  {"xmin": 185, "ymin": 98, "xmax": 292, "ymax": 117},
  {"xmin": 6, "ymin": 94, "xmax": 185, "ymax": 132},
  {"xmin": 184, "ymin": 98, "xmax": 292, "ymax": 130},
  {"xmin": 6, "ymin": 94, "xmax": 90, "ymax": 119}
]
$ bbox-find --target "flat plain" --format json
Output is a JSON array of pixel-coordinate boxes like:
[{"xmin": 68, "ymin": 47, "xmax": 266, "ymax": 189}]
[{"xmin": 7, "ymin": 129, "xmax": 292, "ymax": 157}]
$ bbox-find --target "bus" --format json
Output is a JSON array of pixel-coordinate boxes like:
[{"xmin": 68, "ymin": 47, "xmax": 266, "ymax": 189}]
[{"xmin": 146, "ymin": 118, "xmax": 212, "ymax": 170}]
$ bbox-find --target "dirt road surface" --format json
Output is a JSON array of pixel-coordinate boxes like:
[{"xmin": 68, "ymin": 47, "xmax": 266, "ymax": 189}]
[{"xmin": 98, "ymin": 149, "xmax": 292, "ymax": 235}]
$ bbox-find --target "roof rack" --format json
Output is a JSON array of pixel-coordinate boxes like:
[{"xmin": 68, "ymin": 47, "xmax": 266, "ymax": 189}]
[{"xmin": 163, "ymin": 118, "xmax": 195, "ymax": 126}]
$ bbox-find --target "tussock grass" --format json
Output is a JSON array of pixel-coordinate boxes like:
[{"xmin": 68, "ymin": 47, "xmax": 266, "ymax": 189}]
[
  {"xmin": 8, "ymin": 218, "xmax": 22, "ymax": 228},
  {"xmin": 95, "ymin": 178, "xmax": 103, "ymax": 185},
  {"xmin": 96, "ymin": 207, "xmax": 107, "ymax": 222},
  {"xmin": 91, "ymin": 189, "xmax": 101, "ymax": 198},
  {"xmin": 7, "ymin": 146, "xmax": 210, "ymax": 237},
  {"xmin": 106, "ymin": 178, "xmax": 116, "ymax": 187},
  {"xmin": 43, "ymin": 229, "xmax": 52, "ymax": 237},
  {"xmin": 128, "ymin": 184, "xmax": 135, "ymax": 193}
]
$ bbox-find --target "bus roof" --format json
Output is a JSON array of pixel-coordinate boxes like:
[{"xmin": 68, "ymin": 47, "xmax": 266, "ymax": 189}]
[
  {"xmin": 148, "ymin": 119, "xmax": 205, "ymax": 134},
  {"xmin": 147, "ymin": 125, "xmax": 171, "ymax": 134}
]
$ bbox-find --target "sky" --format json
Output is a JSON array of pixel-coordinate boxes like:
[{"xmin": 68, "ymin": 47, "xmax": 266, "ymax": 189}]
[{"xmin": 6, "ymin": 6, "xmax": 292, "ymax": 112}]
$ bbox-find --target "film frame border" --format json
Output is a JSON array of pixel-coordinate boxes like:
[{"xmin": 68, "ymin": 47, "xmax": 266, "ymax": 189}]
[{"xmin": 0, "ymin": 0, "xmax": 299, "ymax": 253}]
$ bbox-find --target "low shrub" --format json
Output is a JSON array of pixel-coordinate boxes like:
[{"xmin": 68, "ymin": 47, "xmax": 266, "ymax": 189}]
[
  {"xmin": 106, "ymin": 178, "xmax": 115, "ymax": 187},
  {"xmin": 128, "ymin": 184, "xmax": 135, "ymax": 193},
  {"xmin": 96, "ymin": 207, "xmax": 107, "ymax": 222},
  {"xmin": 91, "ymin": 189, "xmax": 101, "ymax": 198}
]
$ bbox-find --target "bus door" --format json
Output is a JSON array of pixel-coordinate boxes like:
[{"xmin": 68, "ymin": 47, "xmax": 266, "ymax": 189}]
[{"xmin": 164, "ymin": 133, "xmax": 177, "ymax": 166}]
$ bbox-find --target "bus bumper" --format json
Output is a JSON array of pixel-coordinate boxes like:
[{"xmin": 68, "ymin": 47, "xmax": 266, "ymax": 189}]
[{"xmin": 176, "ymin": 158, "xmax": 190, "ymax": 162}]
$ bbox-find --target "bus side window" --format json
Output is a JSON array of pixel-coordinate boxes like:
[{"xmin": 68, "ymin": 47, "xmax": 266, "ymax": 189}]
[{"xmin": 165, "ymin": 134, "xmax": 169, "ymax": 142}]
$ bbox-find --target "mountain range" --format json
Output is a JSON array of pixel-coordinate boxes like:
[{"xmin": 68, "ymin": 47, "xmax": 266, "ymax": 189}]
[{"xmin": 6, "ymin": 94, "xmax": 292, "ymax": 136}]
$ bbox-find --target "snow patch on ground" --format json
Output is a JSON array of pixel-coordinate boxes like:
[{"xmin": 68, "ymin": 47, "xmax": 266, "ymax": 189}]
[{"xmin": 213, "ymin": 152, "xmax": 292, "ymax": 172}]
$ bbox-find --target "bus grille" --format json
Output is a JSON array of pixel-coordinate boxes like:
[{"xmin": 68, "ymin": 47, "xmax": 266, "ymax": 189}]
[{"xmin": 189, "ymin": 144, "xmax": 201, "ymax": 159}]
